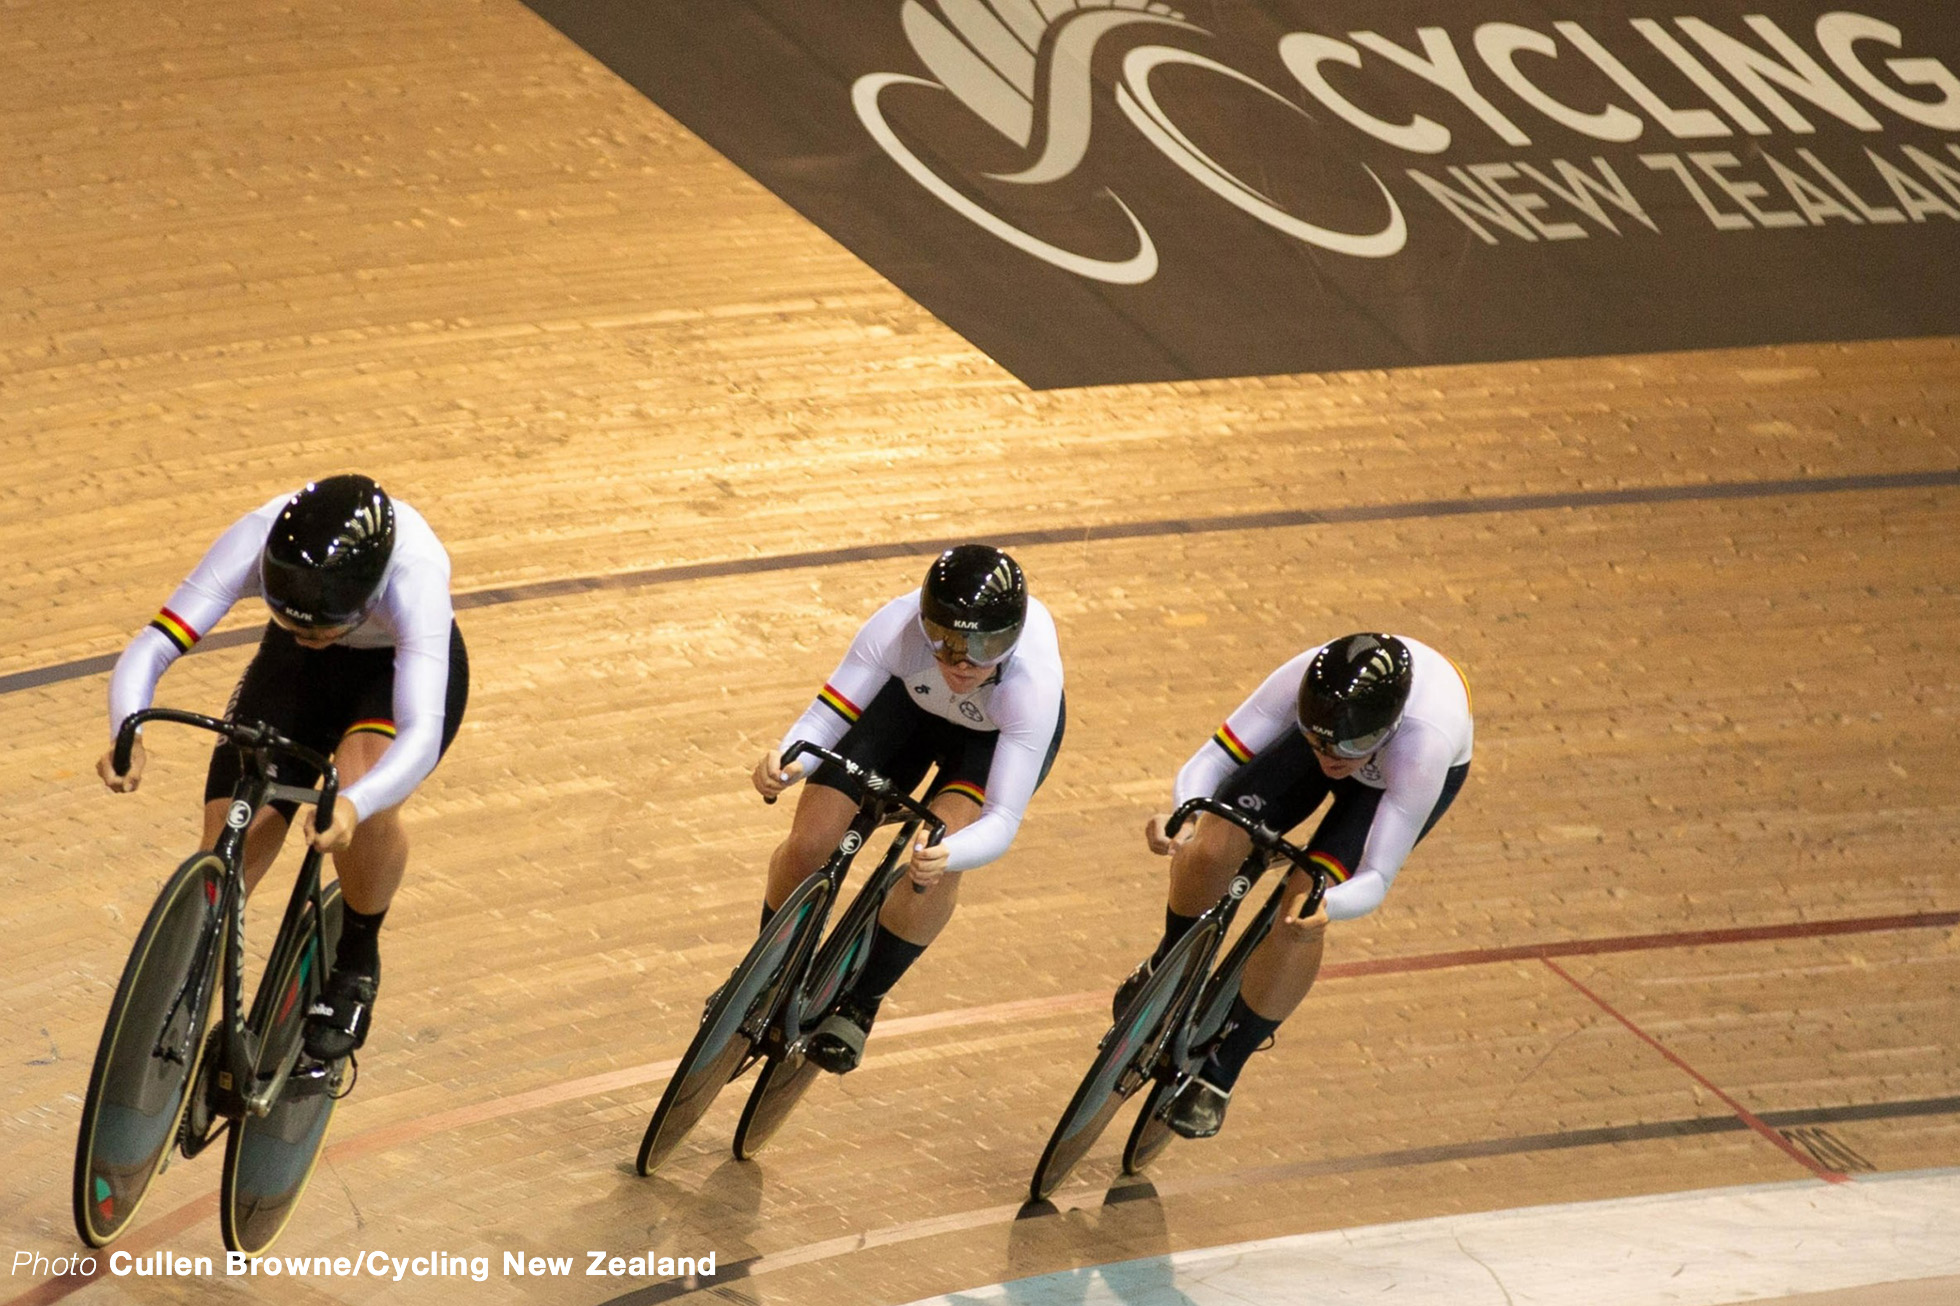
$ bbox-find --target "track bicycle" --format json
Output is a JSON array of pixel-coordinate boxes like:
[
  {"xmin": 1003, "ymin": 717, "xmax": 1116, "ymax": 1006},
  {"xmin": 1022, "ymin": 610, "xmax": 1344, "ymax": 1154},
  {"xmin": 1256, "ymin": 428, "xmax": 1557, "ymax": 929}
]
[
  {"xmin": 74, "ymin": 707, "xmax": 351, "ymax": 1255},
  {"xmin": 1028, "ymin": 796, "xmax": 1328, "ymax": 1202},
  {"xmin": 636, "ymin": 741, "xmax": 945, "ymax": 1175}
]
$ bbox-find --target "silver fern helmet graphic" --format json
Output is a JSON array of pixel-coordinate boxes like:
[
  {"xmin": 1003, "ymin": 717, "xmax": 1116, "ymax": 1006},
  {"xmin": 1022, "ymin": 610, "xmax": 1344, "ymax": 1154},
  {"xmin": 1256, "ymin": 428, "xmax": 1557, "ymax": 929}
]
[{"xmin": 854, "ymin": 0, "xmax": 1407, "ymax": 284}]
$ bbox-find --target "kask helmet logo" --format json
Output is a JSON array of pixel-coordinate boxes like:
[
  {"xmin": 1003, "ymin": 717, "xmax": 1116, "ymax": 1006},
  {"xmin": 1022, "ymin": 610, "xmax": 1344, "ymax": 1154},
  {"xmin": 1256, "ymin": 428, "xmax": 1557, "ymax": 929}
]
[{"xmin": 853, "ymin": 0, "xmax": 1407, "ymax": 284}]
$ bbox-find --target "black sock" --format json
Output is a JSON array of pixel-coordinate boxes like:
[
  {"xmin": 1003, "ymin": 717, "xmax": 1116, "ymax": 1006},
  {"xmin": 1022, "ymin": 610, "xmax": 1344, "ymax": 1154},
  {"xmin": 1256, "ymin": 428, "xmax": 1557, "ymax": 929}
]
[
  {"xmin": 1150, "ymin": 908, "xmax": 1201, "ymax": 968},
  {"xmin": 1202, "ymin": 995, "xmax": 1281, "ymax": 1091},
  {"xmin": 853, "ymin": 924, "xmax": 928, "ymax": 1006},
  {"xmin": 759, "ymin": 902, "xmax": 777, "ymax": 933},
  {"xmin": 335, "ymin": 905, "xmax": 387, "ymax": 976}
]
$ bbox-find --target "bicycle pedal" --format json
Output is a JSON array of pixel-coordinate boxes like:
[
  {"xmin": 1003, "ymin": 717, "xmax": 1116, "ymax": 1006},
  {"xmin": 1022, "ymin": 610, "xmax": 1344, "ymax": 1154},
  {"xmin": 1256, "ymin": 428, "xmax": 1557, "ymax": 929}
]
[
  {"xmin": 329, "ymin": 1053, "xmax": 358, "ymax": 1101},
  {"xmin": 288, "ymin": 1052, "xmax": 354, "ymax": 1099}
]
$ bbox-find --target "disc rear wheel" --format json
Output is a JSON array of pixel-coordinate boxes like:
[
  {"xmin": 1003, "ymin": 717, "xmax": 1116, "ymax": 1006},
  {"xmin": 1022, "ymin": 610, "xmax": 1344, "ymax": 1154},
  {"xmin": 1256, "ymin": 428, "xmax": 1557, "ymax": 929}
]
[
  {"xmin": 732, "ymin": 1049, "xmax": 822, "ymax": 1160},
  {"xmin": 1121, "ymin": 1077, "xmax": 1178, "ymax": 1176},
  {"xmin": 221, "ymin": 884, "xmax": 344, "ymax": 1256}
]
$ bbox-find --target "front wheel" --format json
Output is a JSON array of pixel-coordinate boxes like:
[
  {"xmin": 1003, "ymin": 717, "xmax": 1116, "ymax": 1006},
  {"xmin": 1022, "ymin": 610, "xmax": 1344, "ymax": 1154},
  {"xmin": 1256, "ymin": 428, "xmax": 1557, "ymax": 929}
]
[
  {"xmin": 221, "ymin": 883, "xmax": 344, "ymax": 1256},
  {"xmin": 1027, "ymin": 921, "xmax": 1217, "ymax": 1203},
  {"xmin": 637, "ymin": 874, "xmax": 830, "ymax": 1176},
  {"xmin": 74, "ymin": 852, "xmax": 224, "ymax": 1247}
]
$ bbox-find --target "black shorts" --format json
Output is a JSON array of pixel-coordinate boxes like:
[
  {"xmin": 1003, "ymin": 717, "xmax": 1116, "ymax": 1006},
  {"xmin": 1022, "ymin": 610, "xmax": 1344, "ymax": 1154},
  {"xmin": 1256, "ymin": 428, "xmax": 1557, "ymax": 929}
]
[
  {"xmin": 203, "ymin": 621, "xmax": 470, "ymax": 819},
  {"xmin": 806, "ymin": 677, "xmax": 1066, "ymax": 806},
  {"xmin": 1215, "ymin": 729, "xmax": 1468, "ymax": 885}
]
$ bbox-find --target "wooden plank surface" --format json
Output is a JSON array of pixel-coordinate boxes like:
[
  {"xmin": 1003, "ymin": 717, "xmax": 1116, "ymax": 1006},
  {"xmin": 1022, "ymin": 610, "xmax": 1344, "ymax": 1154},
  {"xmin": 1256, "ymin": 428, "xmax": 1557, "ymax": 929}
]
[{"xmin": 1, "ymin": 2, "xmax": 1955, "ymax": 1303}]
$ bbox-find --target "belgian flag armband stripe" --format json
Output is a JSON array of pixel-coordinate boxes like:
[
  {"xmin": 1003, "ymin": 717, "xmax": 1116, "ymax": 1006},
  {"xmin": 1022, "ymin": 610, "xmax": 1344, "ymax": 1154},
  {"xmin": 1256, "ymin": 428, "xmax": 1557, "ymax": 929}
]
[
  {"xmin": 147, "ymin": 608, "xmax": 200, "ymax": 653},
  {"xmin": 939, "ymin": 780, "xmax": 985, "ymax": 807},
  {"xmin": 1308, "ymin": 851, "xmax": 1352, "ymax": 884},
  {"xmin": 817, "ymin": 684, "xmax": 862, "ymax": 723},
  {"xmin": 1211, "ymin": 724, "xmax": 1253, "ymax": 765}
]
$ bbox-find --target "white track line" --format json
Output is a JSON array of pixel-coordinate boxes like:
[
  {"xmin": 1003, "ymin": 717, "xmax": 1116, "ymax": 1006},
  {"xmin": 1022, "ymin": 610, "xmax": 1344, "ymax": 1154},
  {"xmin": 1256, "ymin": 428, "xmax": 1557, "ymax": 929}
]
[{"xmin": 903, "ymin": 1169, "xmax": 1960, "ymax": 1305}]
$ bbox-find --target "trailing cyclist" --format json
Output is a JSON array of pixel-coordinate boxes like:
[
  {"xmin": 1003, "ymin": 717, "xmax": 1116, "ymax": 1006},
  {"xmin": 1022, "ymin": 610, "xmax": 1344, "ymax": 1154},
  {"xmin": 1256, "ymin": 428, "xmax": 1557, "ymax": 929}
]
[
  {"xmin": 97, "ymin": 475, "xmax": 468, "ymax": 1064},
  {"xmin": 750, "ymin": 545, "xmax": 1065, "ymax": 1074},
  {"xmin": 1118, "ymin": 633, "xmax": 1472, "ymax": 1139}
]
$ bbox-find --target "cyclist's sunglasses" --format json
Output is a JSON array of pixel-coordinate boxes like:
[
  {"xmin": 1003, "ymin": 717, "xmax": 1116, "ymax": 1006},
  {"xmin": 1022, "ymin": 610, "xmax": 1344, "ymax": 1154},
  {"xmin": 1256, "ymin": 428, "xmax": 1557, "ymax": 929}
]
[
  {"xmin": 1301, "ymin": 722, "xmax": 1395, "ymax": 760},
  {"xmin": 921, "ymin": 616, "xmax": 1018, "ymax": 667}
]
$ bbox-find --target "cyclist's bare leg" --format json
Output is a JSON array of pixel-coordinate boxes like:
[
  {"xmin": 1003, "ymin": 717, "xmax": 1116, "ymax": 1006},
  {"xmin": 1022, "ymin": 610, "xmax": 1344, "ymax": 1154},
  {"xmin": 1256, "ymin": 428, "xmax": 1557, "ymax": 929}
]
[
  {"xmin": 297, "ymin": 729, "xmax": 402, "ymax": 1057},
  {"xmin": 874, "ymin": 790, "xmax": 983, "ymax": 945},
  {"xmin": 328, "ymin": 730, "xmax": 407, "ymax": 914},
  {"xmin": 763, "ymin": 782, "xmax": 861, "ymax": 912},
  {"xmin": 1166, "ymin": 815, "xmax": 1253, "ymax": 917},
  {"xmin": 1238, "ymin": 867, "xmax": 1327, "ymax": 1021},
  {"xmin": 1117, "ymin": 815, "xmax": 1256, "ymax": 1000},
  {"xmin": 200, "ymin": 800, "xmax": 290, "ymax": 894}
]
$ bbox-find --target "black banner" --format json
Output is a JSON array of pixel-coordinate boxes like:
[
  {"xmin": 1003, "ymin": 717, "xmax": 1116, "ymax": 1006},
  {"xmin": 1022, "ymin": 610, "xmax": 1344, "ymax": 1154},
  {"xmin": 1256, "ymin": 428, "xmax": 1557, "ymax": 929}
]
[{"xmin": 523, "ymin": 1, "xmax": 1960, "ymax": 388}]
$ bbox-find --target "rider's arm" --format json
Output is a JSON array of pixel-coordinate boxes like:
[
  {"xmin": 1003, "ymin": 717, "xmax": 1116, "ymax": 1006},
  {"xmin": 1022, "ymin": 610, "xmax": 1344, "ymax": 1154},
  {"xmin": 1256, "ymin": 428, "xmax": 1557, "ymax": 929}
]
[
  {"xmin": 776, "ymin": 596, "xmax": 912, "ymax": 760},
  {"xmin": 340, "ymin": 557, "xmax": 455, "ymax": 820},
  {"xmin": 107, "ymin": 507, "xmax": 269, "ymax": 737},
  {"xmin": 938, "ymin": 681, "xmax": 1062, "ymax": 873},
  {"xmin": 1171, "ymin": 650, "xmax": 1316, "ymax": 808},
  {"xmin": 1324, "ymin": 720, "xmax": 1454, "ymax": 920}
]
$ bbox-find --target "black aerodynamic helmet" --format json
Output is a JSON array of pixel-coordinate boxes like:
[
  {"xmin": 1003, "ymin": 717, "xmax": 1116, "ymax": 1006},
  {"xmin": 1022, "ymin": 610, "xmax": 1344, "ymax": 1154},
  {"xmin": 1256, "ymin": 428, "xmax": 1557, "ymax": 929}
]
[
  {"xmin": 1298, "ymin": 633, "xmax": 1413, "ymax": 759},
  {"xmin": 918, "ymin": 544, "xmax": 1027, "ymax": 666},
  {"xmin": 260, "ymin": 475, "xmax": 396, "ymax": 630}
]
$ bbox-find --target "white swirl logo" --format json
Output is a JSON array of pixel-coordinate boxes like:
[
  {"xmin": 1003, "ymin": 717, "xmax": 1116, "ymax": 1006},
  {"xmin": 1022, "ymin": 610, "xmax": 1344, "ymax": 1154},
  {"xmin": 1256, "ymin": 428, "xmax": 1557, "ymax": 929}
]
[
  {"xmin": 839, "ymin": 831, "xmax": 864, "ymax": 855},
  {"xmin": 226, "ymin": 800, "xmax": 252, "ymax": 830},
  {"xmin": 854, "ymin": 0, "xmax": 1406, "ymax": 284}
]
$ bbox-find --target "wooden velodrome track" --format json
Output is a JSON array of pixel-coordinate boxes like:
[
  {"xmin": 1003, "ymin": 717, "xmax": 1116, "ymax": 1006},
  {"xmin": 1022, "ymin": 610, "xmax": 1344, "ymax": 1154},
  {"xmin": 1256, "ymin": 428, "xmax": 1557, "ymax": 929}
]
[{"xmin": 3, "ymin": 1, "xmax": 1956, "ymax": 1303}]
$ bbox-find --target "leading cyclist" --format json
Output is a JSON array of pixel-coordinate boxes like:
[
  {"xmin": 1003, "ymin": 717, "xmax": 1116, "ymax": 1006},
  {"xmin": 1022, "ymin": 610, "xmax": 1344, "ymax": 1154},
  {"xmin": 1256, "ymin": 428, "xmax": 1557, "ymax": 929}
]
[
  {"xmin": 1117, "ymin": 633, "xmax": 1472, "ymax": 1139},
  {"xmin": 97, "ymin": 475, "xmax": 468, "ymax": 1063},
  {"xmin": 751, "ymin": 545, "xmax": 1066, "ymax": 1074}
]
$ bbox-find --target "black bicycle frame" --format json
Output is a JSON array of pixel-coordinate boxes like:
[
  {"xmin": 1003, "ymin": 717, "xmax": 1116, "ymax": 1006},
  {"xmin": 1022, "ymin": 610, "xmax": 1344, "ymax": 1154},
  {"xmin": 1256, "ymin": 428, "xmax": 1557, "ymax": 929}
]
[
  {"xmin": 114, "ymin": 708, "xmax": 340, "ymax": 1117},
  {"xmin": 1156, "ymin": 797, "xmax": 1330, "ymax": 1071},
  {"xmin": 761, "ymin": 741, "xmax": 946, "ymax": 1054}
]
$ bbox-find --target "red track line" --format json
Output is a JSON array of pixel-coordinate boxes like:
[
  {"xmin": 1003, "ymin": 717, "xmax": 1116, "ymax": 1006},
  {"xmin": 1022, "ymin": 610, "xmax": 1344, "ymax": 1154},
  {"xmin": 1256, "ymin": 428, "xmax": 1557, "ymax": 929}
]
[
  {"xmin": 1540, "ymin": 957, "xmax": 1849, "ymax": 1185},
  {"xmin": 1323, "ymin": 911, "xmax": 1960, "ymax": 979}
]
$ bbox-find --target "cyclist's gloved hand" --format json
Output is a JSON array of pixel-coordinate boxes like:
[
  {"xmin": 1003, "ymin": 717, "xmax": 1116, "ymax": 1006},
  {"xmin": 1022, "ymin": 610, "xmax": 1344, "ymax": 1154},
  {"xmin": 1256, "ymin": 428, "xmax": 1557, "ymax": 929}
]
[
  {"xmin": 303, "ymin": 794, "xmax": 361, "ymax": 853},
  {"xmin": 1143, "ymin": 811, "xmax": 1190, "ymax": 856},
  {"xmin": 752, "ymin": 749, "xmax": 805, "ymax": 800},
  {"xmin": 907, "ymin": 834, "xmax": 950, "ymax": 889},
  {"xmin": 98, "ymin": 740, "xmax": 146, "ymax": 793}
]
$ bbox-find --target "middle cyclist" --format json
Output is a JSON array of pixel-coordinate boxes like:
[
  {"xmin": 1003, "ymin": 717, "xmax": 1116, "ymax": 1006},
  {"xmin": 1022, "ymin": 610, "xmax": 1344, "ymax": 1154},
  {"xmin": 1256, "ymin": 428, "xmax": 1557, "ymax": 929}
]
[{"xmin": 751, "ymin": 545, "xmax": 1065, "ymax": 1074}]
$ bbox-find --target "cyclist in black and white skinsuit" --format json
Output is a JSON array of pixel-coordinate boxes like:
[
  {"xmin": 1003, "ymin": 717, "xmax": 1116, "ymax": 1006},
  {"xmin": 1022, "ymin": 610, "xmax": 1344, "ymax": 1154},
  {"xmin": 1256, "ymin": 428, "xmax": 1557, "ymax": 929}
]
[
  {"xmin": 98, "ymin": 476, "xmax": 469, "ymax": 1062},
  {"xmin": 751, "ymin": 545, "xmax": 1065, "ymax": 1073},
  {"xmin": 1122, "ymin": 633, "xmax": 1472, "ymax": 1139}
]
